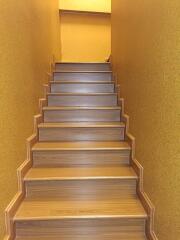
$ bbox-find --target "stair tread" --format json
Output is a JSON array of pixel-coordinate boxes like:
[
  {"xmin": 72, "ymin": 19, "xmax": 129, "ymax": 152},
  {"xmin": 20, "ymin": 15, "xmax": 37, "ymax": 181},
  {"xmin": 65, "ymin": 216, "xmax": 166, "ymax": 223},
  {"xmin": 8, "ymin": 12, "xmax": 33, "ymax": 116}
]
[
  {"xmin": 16, "ymin": 237, "xmax": 147, "ymax": 240},
  {"xmin": 50, "ymin": 81, "xmax": 115, "ymax": 84},
  {"xmin": 48, "ymin": 92, "xmax": 117, "ymax": 96},
  {"xmin": 14, "ymin": 197, "xmax": 147, "ymax": 221},
  {"xmin": 38, "ymin": 122, "xmax": 125, "ymax": 128},
  {"xmin": 15, "ymin": 234, "xmax": 146, "ymax": 240},
  {"xmin": 32, "ymin": 141, "xmax": 130, "ymax": 151},
  {"xmin": 53, "ymin": 70, "xmax": 112, "ymax": 73},
  {"xmin": 25, "ymin": 166, "xmax": 137, "ymax": 181},
  {"xmin": 55, "ymin": 62, "xmax": 110, "ymax": 64},
  {"xmin": 43, "ymin": 106, "xmax": 121, "ymax": 110}
]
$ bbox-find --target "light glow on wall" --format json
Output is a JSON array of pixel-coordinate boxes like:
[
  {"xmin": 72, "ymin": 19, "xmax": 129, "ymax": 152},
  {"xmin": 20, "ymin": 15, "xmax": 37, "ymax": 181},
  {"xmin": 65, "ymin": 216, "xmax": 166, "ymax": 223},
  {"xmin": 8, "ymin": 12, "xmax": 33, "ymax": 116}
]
[{"xmin": 59, "ymin": 0, "xmax": 111, "ymax": 13}]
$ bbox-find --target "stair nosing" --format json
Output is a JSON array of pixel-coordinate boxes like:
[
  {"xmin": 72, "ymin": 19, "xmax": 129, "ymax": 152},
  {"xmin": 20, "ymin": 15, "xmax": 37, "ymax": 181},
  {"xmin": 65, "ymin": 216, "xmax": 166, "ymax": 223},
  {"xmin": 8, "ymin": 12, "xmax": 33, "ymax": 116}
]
[
  {"xmin": 53, "ymin": 71, "xmax": 112, "ymax": 74},
  {"xmin": 55, "ymin": 62, "xmax": 111, "ymax": 64},
  {"xmin": 32, "ymin": 142, "xmax": 131, "ymax": 152},
  {"xmin": 43, "ymin": 106, "xmax": 121, "ymax": 110},
  {"xmin": 24, "ymin": 166, "xmax": 138, "ymax": 181},
  {"xmin": 14, "ymin": 214, "xmax": 147, "ymax": 222},
  {"xmin": 24, "ymin": 176, "xmax": 138, "ymax": 181},
  {"xmin": 38, "ymin": 122, "xmax": 125, "ymax": 128},
  {"xmin": 32, "ymin": 147, "xmax": 130, "ymax": 151},
  {"xmin": 47, "ymin": 93, "xmax": 117, "ymax": 96},
  {"xmin": 50, "ymin": 81, "xmax": 115, "ymax": 84}
]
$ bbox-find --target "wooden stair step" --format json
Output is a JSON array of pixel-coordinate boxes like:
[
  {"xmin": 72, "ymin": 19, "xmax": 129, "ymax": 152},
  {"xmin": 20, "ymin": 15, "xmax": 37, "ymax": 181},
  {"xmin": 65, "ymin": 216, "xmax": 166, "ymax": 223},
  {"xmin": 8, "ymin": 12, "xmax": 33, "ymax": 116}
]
[
  {"xmin": 55, "ymin": 62, "xmax": 111, "ymax": 71},
  {"xmin": 24, "ymin": 166, "xmax": 138, "ymax": 199},
  {"xmin": 15, "ymin": 218, "xmax": 147, "ymax": 240},
  {"xmin": 43, "ymin": 106, "xmax": 121, "ymax": 110},
  {"xmin": 32, "ymin": 141, "xmax": 130, "ymax": 151},
  {"xmin": 50, "ymin": 80, "xmax": 115, "ymax": 83},
  {"xmin": 25, "ymin": 166, "xmax": 137, "ymax": 181},
  {"xmin": 47, "ymin": 93, "xmax": 118, "ymax": 107},
  {"xmin": 16, "ymin": 236, "xmax": 147, "ymax": 240},
  {"xmin": 38, "ymin": 122, "xmax": 125, "ymax": 142},
  {"xmin": 43, "ymin": 106, "xmax": 121, "ymax": 122},
  {"xmin": 32, "ymin": 141, "xmax": 131, "ymax": 167},
  {"xmin": 53, "ymin": 71, "xmax": 112, "ymax": 82},
  {"xmin": 14, "ymin": 198, "xmax": 147, "ymax": 221},
  {"xmin": 48, "ymin": 92, "xmax": 117, "ymax": 95},
  {"xmin": 50, "ymin": 81, "xmax": 115, "ymax": 93},
  {"xmin": 53, "ymin": 70, "xmax": 113, "ymax": 73},
  {"xmin": 38, "ymin": 122, "xmax": 125, "ymax": 128}
]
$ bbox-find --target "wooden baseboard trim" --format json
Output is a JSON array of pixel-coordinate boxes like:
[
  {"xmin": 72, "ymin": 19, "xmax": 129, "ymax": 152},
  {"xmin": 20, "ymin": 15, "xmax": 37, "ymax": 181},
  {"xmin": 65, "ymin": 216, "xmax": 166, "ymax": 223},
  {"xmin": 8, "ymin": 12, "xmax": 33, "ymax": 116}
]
[
  {"xmin": 4, "ymin": 72, "xmax": 52, "ymax": 239},
  {"xmin": 119, "ymin": 98, "xmax": 158, "ymax": 240},
  {"xmin": 4, "ymin": 121, "xmax": 40, "ymax": 239}
]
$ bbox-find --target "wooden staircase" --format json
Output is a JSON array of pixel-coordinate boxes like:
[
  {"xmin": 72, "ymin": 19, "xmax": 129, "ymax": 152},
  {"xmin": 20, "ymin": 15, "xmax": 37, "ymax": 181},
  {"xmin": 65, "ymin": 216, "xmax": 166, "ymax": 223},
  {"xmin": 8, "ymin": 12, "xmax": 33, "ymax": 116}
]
[{"xmin": 5, "ymin": 62, "xmax": 157, "ymax": 240}]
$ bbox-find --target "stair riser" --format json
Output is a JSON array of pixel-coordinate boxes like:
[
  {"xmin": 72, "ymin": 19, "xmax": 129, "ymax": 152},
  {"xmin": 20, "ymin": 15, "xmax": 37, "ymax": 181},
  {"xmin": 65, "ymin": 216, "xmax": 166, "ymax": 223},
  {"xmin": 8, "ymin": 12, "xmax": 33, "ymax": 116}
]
[
  {"xmin": 51, "ymin": 83, "xmax": 115, "ymax": 93},
  {"xmin": 55, "ymin": 63, "xmax": 111, "ymax": 71},
  {"xmin": 48, "ymin": 95, "xmax": 117, "ymax": 107},
  {"xmin": 39, "ymin": 127, "xmax": 125, "ymax": 141},
  {"xmin": 25, "ymin": 179, "xmax": 137, "ymax": 199},
  {"xmin": 44, "ymin": 109, "xmax": 121, "ymax": 122},
  {"xmin": 15, "ymin": 219, "xmax": 146, "ymax": 239},
  {"xmin": 53, "ymin": 72, "xmax": 112, "ymax": 82},
  {"xmin": 33, "ymin": 150, "xmax": 130, "ymax": 167}
]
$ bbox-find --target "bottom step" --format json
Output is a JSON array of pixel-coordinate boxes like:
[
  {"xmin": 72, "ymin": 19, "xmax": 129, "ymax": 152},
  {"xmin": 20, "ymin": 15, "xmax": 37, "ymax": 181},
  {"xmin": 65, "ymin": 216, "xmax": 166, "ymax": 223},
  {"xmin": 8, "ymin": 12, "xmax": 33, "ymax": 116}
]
[{"xmin": 15, "ymin": 217, "xmax": 147, "ymax": 240}]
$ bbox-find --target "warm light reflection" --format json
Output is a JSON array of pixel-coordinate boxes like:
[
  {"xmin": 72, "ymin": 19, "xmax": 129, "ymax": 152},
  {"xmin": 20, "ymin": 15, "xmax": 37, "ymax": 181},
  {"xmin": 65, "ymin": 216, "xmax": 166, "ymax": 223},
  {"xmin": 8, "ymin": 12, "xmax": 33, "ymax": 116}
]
[{"xmin": 59, "ymin": 0, "xmax": 111, "ymax": 13}]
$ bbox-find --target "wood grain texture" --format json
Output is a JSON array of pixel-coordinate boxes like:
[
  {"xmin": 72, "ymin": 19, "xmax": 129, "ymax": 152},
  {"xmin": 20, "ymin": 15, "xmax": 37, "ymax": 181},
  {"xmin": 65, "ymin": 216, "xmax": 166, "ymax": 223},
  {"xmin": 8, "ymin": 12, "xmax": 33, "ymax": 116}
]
[
  {"xmin": 32, "ymin": 141, "xmax": 130, "ymax": 151},
  {"xmin": 5, "ymin": 63, "xmax": 154, "ymax": 239},
  {"xmin": 38, "ymin": 122, "xmax": 125, "ymax": 141},
  {"xmin": 25, "ymin": 166, "xmax": 137, "ymax": 180},
  {"xmin": 25, "ymin": 180, "xmax": 137, "ymax": 199},
  {"xmin": 33, "ymin": 149, "xmax": 130, "ymax": 167},
  {"xmin": 50, "ymin": 81, "xmax": 115, "ymax": 93},
  {"xmin": 24, "ymin": 166, "xmax": 138, "ymax": 199},
  {"xmin": 43, "ymin": 106, "xmax": 121, "ymax": 122},
  {"xmin": 53, "ymin": 72, "xmax": 112, "ymax": 81},
  {"xmin": 47, "ymin": 93, "xmax": 118, "ymax": 107},
  {"xmin": 55, "ymin": 62, "xmax": 111, "ymax": 71},
  {"xmin": 15, "ymin": 218, "xmax": 146, "ymax": 240},
  {"xmin": 15, "ymin": 198, "xmax": 147, "ymax": 220}
]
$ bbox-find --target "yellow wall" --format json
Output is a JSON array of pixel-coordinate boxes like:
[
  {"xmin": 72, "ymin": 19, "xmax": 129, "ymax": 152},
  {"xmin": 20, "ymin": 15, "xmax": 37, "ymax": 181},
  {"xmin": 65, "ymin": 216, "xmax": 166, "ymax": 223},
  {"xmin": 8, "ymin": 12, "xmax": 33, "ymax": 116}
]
[
  {"xmin": 59, "ymin": 0, "xmax": 111, "ymax": 13},
  {"xmin": 59, "ymin": 0, "xmax": 111, "ymax": 62},
  {"xmin": 60, "ymin": 12, "xmax": 111, "ymax": 62},
  {"xmin": 112, "ymin": 0, "xmax": 180, "ymax": 239},
  {"xmin": 0, "ymin": 0, "xmax": 60, "ymax": 238}
]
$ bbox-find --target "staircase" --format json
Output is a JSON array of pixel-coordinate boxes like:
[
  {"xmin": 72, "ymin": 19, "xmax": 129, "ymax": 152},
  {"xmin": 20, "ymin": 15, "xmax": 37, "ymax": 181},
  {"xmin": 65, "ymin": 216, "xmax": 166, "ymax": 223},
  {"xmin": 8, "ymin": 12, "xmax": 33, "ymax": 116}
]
[{"xmin": 8, "ymin": 62, "xmax": 150, "ymax": 239}]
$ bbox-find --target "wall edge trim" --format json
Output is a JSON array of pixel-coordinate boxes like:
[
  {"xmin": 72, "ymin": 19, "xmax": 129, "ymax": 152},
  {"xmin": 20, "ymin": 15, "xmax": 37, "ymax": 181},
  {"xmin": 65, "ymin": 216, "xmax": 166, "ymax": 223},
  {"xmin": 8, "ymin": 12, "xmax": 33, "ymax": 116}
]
[
  {"xmin": 119, "ymin": 97, "xmax": 158, "ymax": 240},
  {"xmin": 4, "ymin": 70, "xmax": 52, "ymax": 240}
]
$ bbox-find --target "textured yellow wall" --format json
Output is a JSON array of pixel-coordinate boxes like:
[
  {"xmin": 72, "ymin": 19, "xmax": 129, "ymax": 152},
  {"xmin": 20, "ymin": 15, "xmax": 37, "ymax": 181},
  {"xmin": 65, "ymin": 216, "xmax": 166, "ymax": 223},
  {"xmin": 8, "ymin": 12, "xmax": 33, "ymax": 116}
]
[
  {"xmin": 112, "ymin": 0, "xmax": 180, "ymax": 239},
  {"xmin": 60, "ymin": 13, "xmax": 111, "ymax": 62},
  {"xmin": 59, "ymin": 0, "xmax": 111, "ymax": 13},
  {"xmin": 0, "ymin": 0, "xmax": 60, "ymax": 238},
  {"xmin": 59, "ymin": 0, "xmax": 111, "ymax": 62}
]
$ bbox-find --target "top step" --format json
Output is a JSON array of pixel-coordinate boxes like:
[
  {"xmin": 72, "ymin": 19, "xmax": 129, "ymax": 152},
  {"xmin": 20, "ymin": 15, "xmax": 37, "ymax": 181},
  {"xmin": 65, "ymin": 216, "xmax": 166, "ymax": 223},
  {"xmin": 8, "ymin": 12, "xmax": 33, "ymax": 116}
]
[{"xmin": 55, "ymin": 62, "xmax": 111, "ymax": 71}]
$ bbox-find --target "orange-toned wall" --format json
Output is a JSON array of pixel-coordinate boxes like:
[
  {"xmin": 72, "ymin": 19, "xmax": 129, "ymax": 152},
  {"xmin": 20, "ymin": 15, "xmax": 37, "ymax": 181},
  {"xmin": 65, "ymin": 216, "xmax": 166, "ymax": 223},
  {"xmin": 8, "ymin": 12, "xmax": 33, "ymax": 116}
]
[
  {"xmin": 111, "ymin": 0, "xmax": 180, "ymax": 239},
  {"xmin": 0, "ymin": 0, "xmax": 60, "ymax": 238},
  {"xmin": 59, "ymin": 0, "xmax": 111, "ymax": 62}
]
